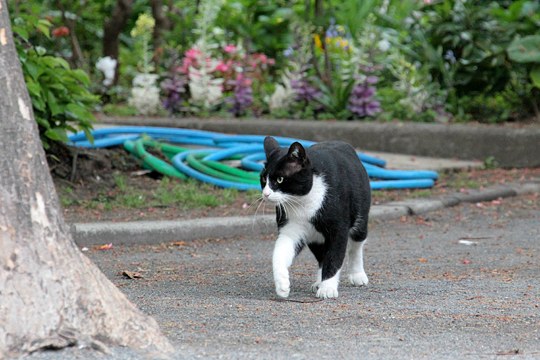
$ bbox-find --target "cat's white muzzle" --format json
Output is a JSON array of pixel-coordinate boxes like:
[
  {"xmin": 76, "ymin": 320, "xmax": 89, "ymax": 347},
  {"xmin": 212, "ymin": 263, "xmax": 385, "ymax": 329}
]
[{"xmin": 262, "ymin": 185, "xmax": 282, "ymax": 204}]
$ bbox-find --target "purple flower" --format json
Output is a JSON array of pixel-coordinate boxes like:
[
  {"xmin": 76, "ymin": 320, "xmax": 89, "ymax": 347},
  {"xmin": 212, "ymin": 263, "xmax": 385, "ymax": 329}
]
[
  {"xmin": 283, "ymin": 47, "xmax": 294, "ymax": 58},
  {"xmin": 348, "ymin": 75, "xmax": 382, "ymax": 118},
  {"xmin": 291, "ymin": 79, "xmax": 321, "ymax": 103},
  {"xmin": 228, "ymin": 74, "xmax": 253, "ymax": 117},
  {"xmin": 160, "ymin": 75, "xmax": 186, "ymax": 113}
]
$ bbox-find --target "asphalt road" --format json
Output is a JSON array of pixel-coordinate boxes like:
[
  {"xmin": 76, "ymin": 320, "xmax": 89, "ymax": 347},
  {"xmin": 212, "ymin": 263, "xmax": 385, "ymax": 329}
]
[{"xmin": 69, "ymin": 193, "xmax": 540, "ymax": 359}]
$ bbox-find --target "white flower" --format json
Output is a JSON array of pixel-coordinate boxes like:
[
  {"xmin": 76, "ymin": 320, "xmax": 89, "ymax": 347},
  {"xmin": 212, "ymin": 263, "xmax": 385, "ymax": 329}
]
[
  {"xmin": 268, "ymin": 71, "xmax": 297, "ymax": 111},
  {"xmin": 133, "ymin": 73, "xmax": 159, "ymax": 88},
  {"xmin": 95, "ymin": 56, "xmax": 117, "ymax": 86},
  {"xmin": 377, "ymin": 39, "xmax": 391, "ymax": 52},
  {"xmin": 268, "ymin": 84, "xmax": 293, "ymax": 111},
  {"xmin": 189, "ymin": 66, "xmax": 223, "ymax": 109},
  {"xmin": 128, "ymin": 72, "xmax": 161, "ymax": 115}
]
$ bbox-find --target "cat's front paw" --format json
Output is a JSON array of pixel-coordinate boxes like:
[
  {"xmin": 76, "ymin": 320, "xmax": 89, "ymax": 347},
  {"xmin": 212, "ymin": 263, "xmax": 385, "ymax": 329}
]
[
  {"xmin": 316, "ymin": 282, "xmax": 339, "ymax": 299},
  {"xmin": 349, "ymin": 271, "xmax": 369, "ymax": 286},
  {"xmin": 275, "ymin": 280, "xmax": 290, "ymax": 298}
]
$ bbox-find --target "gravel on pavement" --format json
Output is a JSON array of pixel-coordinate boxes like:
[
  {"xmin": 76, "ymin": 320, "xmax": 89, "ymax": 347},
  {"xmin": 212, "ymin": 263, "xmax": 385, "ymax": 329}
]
[{"xmin": 65, "ymin": 192, "xmax": 540, "ymax": 359}]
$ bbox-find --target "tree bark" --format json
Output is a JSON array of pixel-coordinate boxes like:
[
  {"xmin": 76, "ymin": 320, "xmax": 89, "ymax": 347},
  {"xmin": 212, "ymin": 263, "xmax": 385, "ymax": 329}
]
[
  {"xmin": 0, "ymin": 1, "xmax": 173, "ymax": 358},
  {"xmin": 150, "ymin": 0, "xmax": 170, "ymax": 65},
  {"xmin": 102, "ymin": 0, "xmax": 133, "ymax": 84},
  {"xmin": 55, "ymin": 0, "xmax": 86, "ymax": 69}
]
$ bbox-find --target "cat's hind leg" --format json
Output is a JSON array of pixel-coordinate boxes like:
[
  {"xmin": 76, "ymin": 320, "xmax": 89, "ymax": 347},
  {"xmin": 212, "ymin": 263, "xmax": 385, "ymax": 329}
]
[
  {"xmin": 347, "ymin": 238, "xmax": 369, "ymax": 286},
  {"xmin": 307, "ymin": 243, "xmax": 324, "ymax": 292},
  {"xmin": 317, "ymin": 267, "xmax": 342, "ymax": 299}
]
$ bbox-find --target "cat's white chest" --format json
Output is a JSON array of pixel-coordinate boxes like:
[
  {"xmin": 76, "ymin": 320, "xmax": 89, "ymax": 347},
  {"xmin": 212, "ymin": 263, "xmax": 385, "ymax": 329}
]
[
  {"xmin": 287, "ymin": 174, "xmax": 327, "ymax": 221},
  {"xmin": 275, "ymin": 175, "xmax": 327, "ymax": 244}
]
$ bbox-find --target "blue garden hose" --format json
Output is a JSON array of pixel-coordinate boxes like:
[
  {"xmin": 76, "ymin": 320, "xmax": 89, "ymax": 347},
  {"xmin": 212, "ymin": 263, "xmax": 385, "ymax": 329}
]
[{"xmin": 68, "ymin": 125, "xmax": 438, "ymax": 191}]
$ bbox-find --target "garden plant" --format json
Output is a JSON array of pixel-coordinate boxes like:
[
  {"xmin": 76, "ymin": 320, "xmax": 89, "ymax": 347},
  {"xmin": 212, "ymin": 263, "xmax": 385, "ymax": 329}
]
[{"xmin": 8, "ymin": 0, "xmax": 540, "ymax": 153}]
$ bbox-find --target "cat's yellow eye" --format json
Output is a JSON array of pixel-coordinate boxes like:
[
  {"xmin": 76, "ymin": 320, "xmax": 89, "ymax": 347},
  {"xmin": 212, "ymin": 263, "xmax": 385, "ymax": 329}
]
[{"xmin": 277, "ymin": 177, "xmax": 284, "ymax": 184}]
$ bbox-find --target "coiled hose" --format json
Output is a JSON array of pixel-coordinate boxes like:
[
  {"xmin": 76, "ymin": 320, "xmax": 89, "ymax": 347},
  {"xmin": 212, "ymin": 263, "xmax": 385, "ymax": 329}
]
[{"xmin": 68, "ymin": 126, "xmax": 438, "ymax": 190}]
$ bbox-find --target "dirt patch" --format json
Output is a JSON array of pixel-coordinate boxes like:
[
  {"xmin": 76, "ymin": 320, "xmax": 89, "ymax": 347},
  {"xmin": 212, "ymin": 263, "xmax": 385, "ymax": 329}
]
[
  {"xmin": 50, "ymin": 144, "xmax": 261, "ymax": 223},
  {"xmin": 50, "ymin": 143, "xmax": 540, "ymax": 224},
  {"xmin": 48, "ymin": 141, "xmax": 140, "ymax": 187}
]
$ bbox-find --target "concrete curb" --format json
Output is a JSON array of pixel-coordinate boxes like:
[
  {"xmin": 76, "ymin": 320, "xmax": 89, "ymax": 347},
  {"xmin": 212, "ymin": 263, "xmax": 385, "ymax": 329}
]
[
  {"xmin": 71, "ymin": 180, "xmax": 540, "ymax": 247},
  {"xmin": 97, "ymin": 116, "xmax": 540, "ymax": 168}
]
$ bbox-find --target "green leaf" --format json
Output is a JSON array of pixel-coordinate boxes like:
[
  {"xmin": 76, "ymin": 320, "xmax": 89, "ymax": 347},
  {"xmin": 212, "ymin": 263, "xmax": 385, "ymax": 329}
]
[
  {"xmin": 65, "ymin": 103, "xmax": 92, "ymax": 121},
  {"xmin": 31, "ymin": 96, "xmax": 46, "ymax": 112},
  {"xmin": 530, "ymin": 66, "xmax": 540, "ymax": 89},
  {"xmin": 35, "ymin": 46, "xmax": 47, "ymax": 56},
  {"xmin": 12, "ymin": 25, "xmax": 29, "ymax": 41},
  {"xmin": 83, "ymin": 129, "xmax": 95, "ymax": 145},
  {"xmin": 44, "ymin": 128, "xmax": 69, "ymax": 143},
  {"xmin": 35, "ymin": 116, "xmax": 50, "ymax": 129},
  {"xmin": 42, "ymin": 56, "xmax": 70, "ymax": 69},
  {"xmin": 37, "ymin": 19, "xmax": 52, "ymax": 38},
  {"xmin": 26, "ymin": 80, "xmax": 41, "ymax": 97},
  {"xmin": 46, "ymin": 91, "xmax": 62, "ymax": 116},
  {"xmin": 23, "ymin": 61, "xmax": 42, "ymax": 80},
  {"xmin": 70, "ymin": 69, "xmax": 91, "ymax": 86},
  {"xmin": 507, "ymin": 35, "xmax": 540, "ymax": 63}
]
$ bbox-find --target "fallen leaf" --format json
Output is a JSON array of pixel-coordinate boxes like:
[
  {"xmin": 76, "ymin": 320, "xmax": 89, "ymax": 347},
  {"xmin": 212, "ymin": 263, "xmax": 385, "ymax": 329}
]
[
  {"xmin": 458, "ymin": 240, "xmax": 477, "ymax": 246},
  {"xmin": 122, "ymin": 270, "xmax": 143, "ymax": 279},
  {"xmin": 97, "ymin": 243, "xmax": 113, "ymax": 250},
  {"xmin": 497, "ymin": 349, "xmax": 520, "ymax": 356},
  {"xmin": 462, "ymin": 259, "xmax": 472, "ymax": 265},
  {"xmin": 171, "ymin": 241, "xmax": 187, "ymax": 247},
  {"xmin": 418, "ymin": 258, "xmax": 428, "ymax": 263}
]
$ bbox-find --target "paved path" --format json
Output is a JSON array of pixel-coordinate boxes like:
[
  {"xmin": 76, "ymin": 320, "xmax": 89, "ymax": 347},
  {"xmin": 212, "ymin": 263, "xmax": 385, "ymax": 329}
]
[{"xmin": 82, "ymin": 193, "xmax": 539, "ymax": 359}]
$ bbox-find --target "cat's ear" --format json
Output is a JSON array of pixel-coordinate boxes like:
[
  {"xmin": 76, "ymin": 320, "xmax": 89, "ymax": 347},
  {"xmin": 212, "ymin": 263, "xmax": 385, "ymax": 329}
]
[
  {"xmin": 264, "ymin": 136, "xmax": 280, "ymax": 157},
  {"xmin": 287, "ymin": 142, "xmax": 307, "ymax": 164}
]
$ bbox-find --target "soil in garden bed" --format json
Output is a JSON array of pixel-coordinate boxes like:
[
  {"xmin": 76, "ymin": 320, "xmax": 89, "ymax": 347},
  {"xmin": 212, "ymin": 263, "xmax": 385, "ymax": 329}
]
[{"xmin": 49, "ymin": 144, "xmax": 540, "ymax": 224}]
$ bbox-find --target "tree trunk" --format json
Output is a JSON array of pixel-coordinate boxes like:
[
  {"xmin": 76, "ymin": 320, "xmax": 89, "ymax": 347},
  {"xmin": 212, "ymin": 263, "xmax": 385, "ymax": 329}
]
[
  {"xmin": 102, "ymin": 0, "xmax": 133, "ymax": 84},
  {"xmin": 55, "ymin": 0, "xmax": 86, "ymax": 69},
  {"xmin": 150, "ymin": 0, "xmax": 169, "ymax": 65},
  {"xmin": 0, "ymin": 1, "xmax": 173, "ymax": 358}
]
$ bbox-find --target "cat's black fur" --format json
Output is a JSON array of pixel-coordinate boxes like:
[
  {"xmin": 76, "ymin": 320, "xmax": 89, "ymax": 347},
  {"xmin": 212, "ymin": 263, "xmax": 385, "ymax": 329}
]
[{"xmin": 262, "ymin": 136, "xmax": 371, "ymax": 287}]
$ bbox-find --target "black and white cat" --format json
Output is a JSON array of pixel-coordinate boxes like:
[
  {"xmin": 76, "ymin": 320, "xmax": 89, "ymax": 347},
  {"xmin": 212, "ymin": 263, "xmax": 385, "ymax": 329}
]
[{"xmin": 261, "ymin": 136, "xmax": 371, "ymax": 299}]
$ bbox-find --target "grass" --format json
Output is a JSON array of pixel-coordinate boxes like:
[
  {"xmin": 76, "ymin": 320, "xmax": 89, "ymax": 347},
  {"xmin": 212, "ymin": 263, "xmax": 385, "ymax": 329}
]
[
  {"xmin": 441, "ymin": 171, "xmax": 481, "ymax": 190},
  {"xmin": 64, "ymin": 174, "xmax": 260, "ymax": 211},
  {"xmin": 152, "ymin": 177, "xmax": 242, "ymax": 208},
  {"xmin": 59, "ymin": 186, "xmax": 76, "ymax": 207},
  {"xmin": 58, "ymin": 167, "xmax": 535, "ymax": 222}
]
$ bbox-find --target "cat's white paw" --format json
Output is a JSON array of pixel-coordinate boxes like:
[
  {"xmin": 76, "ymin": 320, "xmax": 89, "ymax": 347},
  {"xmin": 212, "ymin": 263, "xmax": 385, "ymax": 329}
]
[
  {"xmin": 349, "ymin": 271, "xmax": 369, "ymax": 286},
  {"xmin": 316, "ymin": 282, "xmax": 339, "ymax": 299},
  {"xmin": 275, "ymin": 280, "xmax": 290, "ymax": 298}
]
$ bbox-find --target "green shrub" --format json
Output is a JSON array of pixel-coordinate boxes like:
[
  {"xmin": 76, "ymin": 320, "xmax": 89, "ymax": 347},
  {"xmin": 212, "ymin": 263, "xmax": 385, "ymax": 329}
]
[{"xmin": 12, "ymin": 13, "xmax": 98, "ymax": 149}]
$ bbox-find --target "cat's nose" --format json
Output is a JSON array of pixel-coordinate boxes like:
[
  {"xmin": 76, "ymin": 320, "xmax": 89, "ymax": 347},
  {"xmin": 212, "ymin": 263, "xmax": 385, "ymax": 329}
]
[{"xmin": 262, "ymin": 188, "xmax": 271, "ymax": 198}]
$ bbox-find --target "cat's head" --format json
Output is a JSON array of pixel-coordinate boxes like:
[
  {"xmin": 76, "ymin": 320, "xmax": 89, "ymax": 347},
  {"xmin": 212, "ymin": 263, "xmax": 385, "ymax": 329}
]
[{"xmin": 260, "ymin": 136, "xmax": 313, "ymax": 203}]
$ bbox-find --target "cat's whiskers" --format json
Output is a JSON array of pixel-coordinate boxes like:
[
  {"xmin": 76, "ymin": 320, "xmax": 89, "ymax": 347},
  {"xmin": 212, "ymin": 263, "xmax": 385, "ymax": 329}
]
[
  {"xmin": 255, "ymin": 196, "xmax": 266, "ymax": 214},
  {"xmin": 282, "ymin": 195, "xmax": 303, "ymax": 219},
  {"xmin": 250, "ymin": 196, "xmax": 273, "ymax": 232}
]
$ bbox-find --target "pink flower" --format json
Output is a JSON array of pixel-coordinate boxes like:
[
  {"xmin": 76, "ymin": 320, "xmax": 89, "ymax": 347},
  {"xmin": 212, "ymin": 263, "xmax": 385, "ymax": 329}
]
[
  {"xmin": 237, "ymin": 74, "xmax": 252, "ymax": 86},
  {"xmin": 180, "ymin": 48, "xmax": 203, "ymax": 75},
  {"xmin": 180, "ymin": 58, "xmax": 196, "ymax": 74},
  {"xmin": 224, "ymin": 44, "xmax": 237, "ymax": 54},
  {"xmin": 185, "ymin": 47, "xmax": 201, "ymax": 59},
  {"xmin": 255, "ymin": 53, "xmax": 268, "ymax": 64},
  {"xmin": 215, "ymin": 61, "xmax": 230, "ymax": 73}
]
